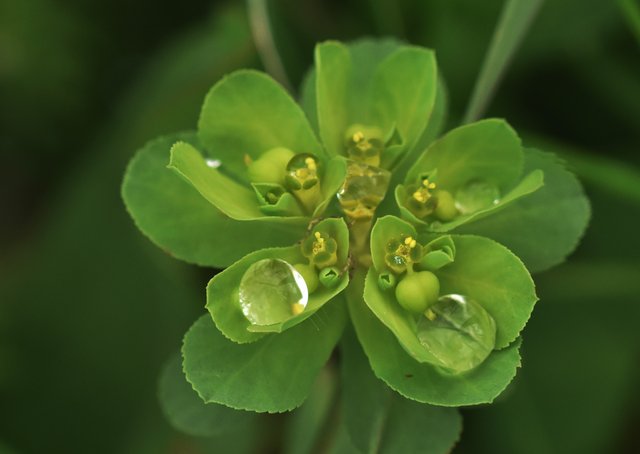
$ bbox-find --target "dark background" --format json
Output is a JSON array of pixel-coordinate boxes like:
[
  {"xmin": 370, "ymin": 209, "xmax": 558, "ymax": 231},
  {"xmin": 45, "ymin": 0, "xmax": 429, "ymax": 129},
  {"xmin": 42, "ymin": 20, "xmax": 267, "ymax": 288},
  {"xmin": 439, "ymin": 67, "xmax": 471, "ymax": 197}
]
[{"xmin": 1, "ymin": 0, "xmax": 639, "ymax": 452}]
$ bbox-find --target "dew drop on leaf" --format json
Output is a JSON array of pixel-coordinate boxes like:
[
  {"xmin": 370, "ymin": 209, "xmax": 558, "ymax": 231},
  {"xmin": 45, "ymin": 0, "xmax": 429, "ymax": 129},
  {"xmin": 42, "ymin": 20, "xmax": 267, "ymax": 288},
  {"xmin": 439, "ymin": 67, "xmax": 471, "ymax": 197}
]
[
  {"xmin": 416, "ymin": 294, "xmax": 496, "ymax": 373},
  {"xmin": 454, "ymin": 179, "xmax": 500, "ymax": 214},
  {"xmin": 205, "ymin": 158, "xmax": 222, "ymax": 168},
  {"xmin": 238, "ymin": 259, "xmax": 309, "ymax": 325}
]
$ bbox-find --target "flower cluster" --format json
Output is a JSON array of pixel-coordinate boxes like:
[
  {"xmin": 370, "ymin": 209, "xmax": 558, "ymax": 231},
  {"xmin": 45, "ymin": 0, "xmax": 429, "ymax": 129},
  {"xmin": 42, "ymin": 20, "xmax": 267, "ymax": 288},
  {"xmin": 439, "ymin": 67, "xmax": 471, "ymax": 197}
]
[{"xmin": 123, "ymin": 39, "xmax": 589, "ymax": 412}]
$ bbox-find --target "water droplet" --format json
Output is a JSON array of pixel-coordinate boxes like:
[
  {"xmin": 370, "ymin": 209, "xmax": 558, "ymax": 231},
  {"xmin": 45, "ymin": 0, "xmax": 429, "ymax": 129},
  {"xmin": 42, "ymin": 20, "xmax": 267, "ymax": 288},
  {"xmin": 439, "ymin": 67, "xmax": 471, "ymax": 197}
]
[
  {"xmin": 416, "ymin": 294, "xmax": 496, "ymax": 373},
  {"xmin": 205, "ymin": 158, "xmax": 222, "ymax": 169},
  {"xmin": 454, "ymin": 180, "xmax": 500, "ymax": 214},
  {"xmin": 337, "ymin": 160, "xmax": 391, "ymax": 220},
  {"xmin": 238, "ymin": 259, "xmax": 309, "ymax": 326}
]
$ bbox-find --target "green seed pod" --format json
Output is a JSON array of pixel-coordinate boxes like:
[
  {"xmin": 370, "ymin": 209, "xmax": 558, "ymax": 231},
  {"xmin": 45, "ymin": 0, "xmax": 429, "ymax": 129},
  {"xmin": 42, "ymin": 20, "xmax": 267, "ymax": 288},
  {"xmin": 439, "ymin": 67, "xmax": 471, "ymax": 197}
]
[
  {"xmin": 377, "ymin": 272, "xmax": 397, "ymax": 291},
  {"xmin": 395, "ymin": 271, "xmax": 440, "ymax": 314},
  {"xmin": 247, "ymin": 147, "xmax": 294, "ymax": 185},
  {"xmin": 318, "ymin": 267, "xmax": 341, "ymax": 288},
  {"xmin": 293, "ymin": 263, "xmax": 319, "ymax": 294},
  {"xmin": 434, "ymin": 190, "xmax": 458, "ymax": 221}
]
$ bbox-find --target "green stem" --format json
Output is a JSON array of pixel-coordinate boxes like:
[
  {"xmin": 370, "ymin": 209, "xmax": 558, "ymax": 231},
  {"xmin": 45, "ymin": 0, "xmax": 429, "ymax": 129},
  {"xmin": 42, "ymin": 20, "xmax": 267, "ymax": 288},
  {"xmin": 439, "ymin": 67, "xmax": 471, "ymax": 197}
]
[
  {"xmin": 463, "ymin": 0, "xmax": 544, "ymax": 123},
  {"xmin": 247, "ymin": 0, "xmax": 293, "ymax": 92}
]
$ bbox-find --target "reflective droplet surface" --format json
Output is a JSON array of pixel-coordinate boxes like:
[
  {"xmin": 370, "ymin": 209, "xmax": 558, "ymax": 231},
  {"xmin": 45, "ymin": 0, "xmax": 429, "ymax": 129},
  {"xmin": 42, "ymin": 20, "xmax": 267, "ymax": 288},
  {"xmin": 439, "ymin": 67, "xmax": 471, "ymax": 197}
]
[
  {"xmin": 454, "ymin": 180, "xmax": 500, "ymax": 214},
  {"xmin": 337, "ymin": 160, "xmax": 391, "ymax": 220},
  {"xmin": 205, "ymin": 158, "xmax": 222, "ymax": 168},
  {"xmin": 238, "ymin": 259, "xmax": 309, "ymax": 326},
  {"xmin": 416, "ymin": 294, "xmax": 496, "ymax": 373}
]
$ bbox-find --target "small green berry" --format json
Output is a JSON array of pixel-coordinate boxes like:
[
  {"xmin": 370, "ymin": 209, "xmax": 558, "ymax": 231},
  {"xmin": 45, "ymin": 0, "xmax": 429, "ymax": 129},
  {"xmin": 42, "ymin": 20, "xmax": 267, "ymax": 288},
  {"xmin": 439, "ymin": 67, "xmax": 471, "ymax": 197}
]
[
  {"xmin": 435, "ymin": 190, "xmax": 458, "ymax": 221},
  {"xmin": 395, "ymin": 271, "xmax": 440, "ymax": 314},
  {"xmin": 247, "ymin": 147, "xmax": 295, "ymax": 185},
  {"xmin": 293, "ymin": 263, "xmax": 319, "ymax": 293}
]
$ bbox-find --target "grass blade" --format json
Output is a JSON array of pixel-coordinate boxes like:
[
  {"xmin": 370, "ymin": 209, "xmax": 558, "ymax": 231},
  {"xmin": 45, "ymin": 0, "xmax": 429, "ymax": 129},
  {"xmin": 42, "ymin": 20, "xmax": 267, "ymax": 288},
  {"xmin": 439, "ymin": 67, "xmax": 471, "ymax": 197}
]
[{"xmin": 463, "ymin": 0, "xmax": 544, "ymax": 123}]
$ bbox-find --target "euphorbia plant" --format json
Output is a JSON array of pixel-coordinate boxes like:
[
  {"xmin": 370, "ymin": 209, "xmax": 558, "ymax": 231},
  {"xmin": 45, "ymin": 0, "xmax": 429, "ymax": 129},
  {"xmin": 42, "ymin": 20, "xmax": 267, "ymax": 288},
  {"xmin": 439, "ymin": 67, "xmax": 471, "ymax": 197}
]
[{"xmin": 122, "ymin": 38, "xmax": 589, "ymax": 449}]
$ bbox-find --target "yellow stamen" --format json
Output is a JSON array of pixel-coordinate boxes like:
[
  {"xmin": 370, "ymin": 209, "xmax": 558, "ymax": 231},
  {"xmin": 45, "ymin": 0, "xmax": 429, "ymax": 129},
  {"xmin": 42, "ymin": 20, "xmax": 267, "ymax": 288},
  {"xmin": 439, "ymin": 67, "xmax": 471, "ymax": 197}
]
[
  {"xmin": 312, "ymin": 232, "xmax": 325, "ymax": 254},
  {"xmin": 352, "ymin": 131, "xmax": 365, "ymax": 142},
  {"xmin": 305, "ymin": 157, "xmax": 317, "ymax": 171},
  {"xmin": 425, "ymin": 308, "xmax": 437, "ymax": 321},
  {"xmin": 292, "ymin": 303, "xmax": 305, "ymax": 315}
]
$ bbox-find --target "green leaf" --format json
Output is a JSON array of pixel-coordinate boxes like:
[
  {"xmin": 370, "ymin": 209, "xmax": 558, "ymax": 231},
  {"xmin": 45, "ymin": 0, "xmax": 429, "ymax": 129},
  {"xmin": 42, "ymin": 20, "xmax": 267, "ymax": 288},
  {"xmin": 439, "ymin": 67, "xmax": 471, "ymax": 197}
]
[
  {"xmin": 168, "ymin": 141, "xmax": 263, "ymax": 219},
  {"xmin": 389, "ymin": 76, "xmax": 449, "ymax": 187},
  {"xmin": 206, "ymin": 246, "xmax": 348, "ymax": 342},
  {"xmin": 252, "ymin": 183, "xmax": 305, "ymax": 216},
  {"xmin": 341, "ymin": 326, "xmax": 462, "ymax": 453},
  {"xmin": 420, "ymin": 235, "xmax": 456, "ymax": 271},
  {"xmin": 158, "ymin": 353, "xmax": 255, "ymax": 437},
  {"xmin": 301, "ymin": 38, "xmax": 402, "ymax": 140},
  {"xmin": 364, "ymin": 267, "xmax": 443, "ymax": 365},
  {"xmin": 463, "ymin": 0, "xmax": 544, "ymax": 123},
  {"xmin": 348, "ymin": 272, "xmax": 522, "ymax": 407},
  {"xmin": 282, "ymin": 367, "xmax": 338, "ymax": 454},
  {"xmin": 122, "ymin": 133, "xmax": 308, "ymax": 267},
  {"xmin": 366, "ymin": 230, "xmax": 529, "ymax": 370},
  {"xmin": 315, "ymin": 41, "xmax": 352, "ymax": 157},
  {"xmin": 456, "ymin": 149, "xmax": 590, "ymax": 273},
  {"xmin": 314, "ymin": 156, "xmax": 348, "ymax": 218},
  {"xmin": 198, "ymin": 70, "xmax": 323, "ymax": 184},
  {"xmin": 371, "ymin": 46, "xmax": 438, "ymax": 168},
  {"xmin": 183, "ymin": 300, "xmax": 346, "ymax": 413},
  {"xmin": 207, "ymin": 218, "xmax": 350, "ymax": 342},
  {"xmin": 396, "ymin": 169, "xmax": 544, "ymax": 232},
  {"xmin": 406, "ymin": 119, "xmax": 524, "ymax": 192},
  {"xmin": 423, "ymin": 235, "xmax": 537, "ymax": 349}
]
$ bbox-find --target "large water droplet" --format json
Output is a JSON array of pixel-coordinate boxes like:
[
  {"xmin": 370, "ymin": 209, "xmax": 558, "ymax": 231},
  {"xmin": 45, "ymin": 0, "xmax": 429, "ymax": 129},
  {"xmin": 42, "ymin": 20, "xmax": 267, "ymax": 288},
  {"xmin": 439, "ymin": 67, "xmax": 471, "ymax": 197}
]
[
  {"xmin": 416, "ymin": 294, "xmax": 496, "ymax": 374},
  {"xmin": 238, "ymin": 259, "xmax": 309, "ymax": 326},
  {"xmin": 454, "ymin": 180, "xmax": 500, "ymax": 214},
  {"xmin": 336, "ymin": 160, "xmax": 391, "ymax": 220}
]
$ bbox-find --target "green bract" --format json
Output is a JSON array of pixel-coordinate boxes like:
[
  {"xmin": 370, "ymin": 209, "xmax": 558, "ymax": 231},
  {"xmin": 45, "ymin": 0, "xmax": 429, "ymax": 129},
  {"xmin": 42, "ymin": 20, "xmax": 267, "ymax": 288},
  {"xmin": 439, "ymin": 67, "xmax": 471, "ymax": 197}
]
[{"xmin": 122, "ymin": 37, "xmax": 589, "ymax": 441}]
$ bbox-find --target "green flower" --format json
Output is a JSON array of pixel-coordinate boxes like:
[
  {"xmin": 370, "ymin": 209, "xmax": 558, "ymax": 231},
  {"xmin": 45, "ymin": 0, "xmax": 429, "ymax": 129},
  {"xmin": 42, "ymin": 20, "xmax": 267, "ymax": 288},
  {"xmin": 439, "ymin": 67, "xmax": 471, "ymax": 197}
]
[{"xmin": 122, "ymin": 38, "xmax": 589, "ymax": 413}]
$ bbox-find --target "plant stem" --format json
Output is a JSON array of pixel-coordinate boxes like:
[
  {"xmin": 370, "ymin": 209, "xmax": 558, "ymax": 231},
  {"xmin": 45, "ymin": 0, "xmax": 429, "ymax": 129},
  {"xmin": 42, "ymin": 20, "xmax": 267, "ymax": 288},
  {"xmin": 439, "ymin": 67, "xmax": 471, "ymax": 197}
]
[
  {"xmin": 463, "ymin": 0, "xmax": 544, "ymax": 123},
  {"xmin": 247, "ymin": 0, "xmax": 293, "ymax": 92}
]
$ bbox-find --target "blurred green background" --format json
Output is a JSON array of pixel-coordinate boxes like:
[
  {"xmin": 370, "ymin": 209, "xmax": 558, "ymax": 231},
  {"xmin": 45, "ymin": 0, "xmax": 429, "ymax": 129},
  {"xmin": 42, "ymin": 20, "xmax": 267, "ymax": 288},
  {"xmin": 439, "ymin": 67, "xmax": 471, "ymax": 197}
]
[{"xmin": 1, "ymin": 0, "xmax": 639, "ymax": 453}]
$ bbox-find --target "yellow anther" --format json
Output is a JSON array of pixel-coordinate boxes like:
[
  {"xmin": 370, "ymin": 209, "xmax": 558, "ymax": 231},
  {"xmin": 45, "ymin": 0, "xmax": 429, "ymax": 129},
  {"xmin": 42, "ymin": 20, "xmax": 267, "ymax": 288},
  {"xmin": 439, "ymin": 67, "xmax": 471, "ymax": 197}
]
[
  {"xmin": 425, "ymin": 308, "xmax": 437, "ymax": 321},
  {"xmin": 352, "ymin": 131, "xmax": 365, "ymax": 142},
  {"xmin": 305, "ymin": 157, "xmax": 317, "ymax": 171},
  {"xmin": 423, "ymin": 179, "xmax": 437, "ymax": 190},
  {"xmin": 292, "ymin": 303, "xmax": 305, "ymax": 315},
  {"xmin": 412, "ymin": 189, "xmax": 428, "ymax": 203},
  {"xmin": 312, "ymin": 232, "xmax": 325, "ymax": 254},
  {"xmin": 403, "ymin": 236, "xmax": 417, "ymax": 248}
]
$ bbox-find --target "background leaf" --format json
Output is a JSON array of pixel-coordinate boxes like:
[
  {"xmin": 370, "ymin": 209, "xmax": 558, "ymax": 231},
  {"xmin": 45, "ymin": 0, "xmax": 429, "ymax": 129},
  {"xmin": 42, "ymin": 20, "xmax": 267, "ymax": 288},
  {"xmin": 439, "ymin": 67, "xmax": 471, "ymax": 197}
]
[
  {"xmin": 158, "ymin": 353, "xmax": 256, "ymax": 437},
  {"xmin": 456, "ymin": 149, "xmax": 590, "ymax": 273},
  {"xmin": 341, "ymin": 326, "xmax": 462, "ymax": 453},
  {"xmin": 183, "ymin": 299, "xmax": 346, "ymax": 413}
]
